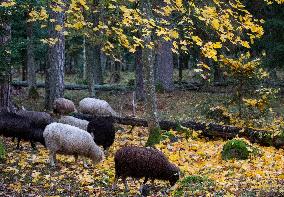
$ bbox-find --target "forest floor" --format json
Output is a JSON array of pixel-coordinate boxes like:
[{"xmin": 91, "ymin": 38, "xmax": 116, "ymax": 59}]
[
  {"xmin": 3, "ymin": 79, "xmax": 284, "ymax": 196},
  {"xmin": 1, "ymin": 126, "xmax": 284, "ymax": 196}
]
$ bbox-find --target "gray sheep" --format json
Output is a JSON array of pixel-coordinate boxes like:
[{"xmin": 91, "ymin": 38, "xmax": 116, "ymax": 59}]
[{"xmin": 58, "ymin": 115, "xmax": 89, "ymax": 131}]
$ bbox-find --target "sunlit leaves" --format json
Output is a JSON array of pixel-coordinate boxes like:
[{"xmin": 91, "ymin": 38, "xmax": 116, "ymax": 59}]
[
  {"xmin": 28, "ymin": 8, "xmax": 49, "ymax": 22},
  {"xmin": 201, "ymin": 42, "xmax": 222, "ymax": 61},
  {"xmin": 0, "ymin": 0, "xmax": 16, "ymax": 7},
  {"xmin": 40, "ymin": 38, "xmax": 59, "ymax": 45}
]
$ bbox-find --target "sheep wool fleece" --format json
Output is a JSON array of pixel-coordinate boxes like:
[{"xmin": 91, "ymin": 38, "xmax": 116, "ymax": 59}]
[
  {"xmin": 58, "ymin": 116, "xmax": 89, "ymax": 131},
  {"xmin": 43, "ymin": 123, "xmax": 102, "ymax": 158}
]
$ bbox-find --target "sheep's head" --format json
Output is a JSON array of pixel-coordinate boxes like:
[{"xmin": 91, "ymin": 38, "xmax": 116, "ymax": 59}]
[
  {"xmin": 90, "ymin": 145, "xmax": 104, "ymax": 165},
  {"xmin": 169, "ymin": 165, "xmax": 180, "ymax": 186}
]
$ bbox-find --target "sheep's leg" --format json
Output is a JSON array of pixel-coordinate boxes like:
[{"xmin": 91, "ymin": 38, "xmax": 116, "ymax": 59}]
[
  {"xmin": 139, "ymin": 177, "xmax": 148, "ymax": 194},
  {"xmin": 30, "ymin": 141, "xmax": 37, "ymax": 151},
  {"xmin": 49, "ymin": 151, "xmax": 56, "ymax": 167},
  {"xmin": 123, "ymin": 178, "xmax": 129, "ymax": 192},
  {"xmin": 74, "ymin": 155, "xmax": 78, "ymax": 162},
  {"xmin": 16, "ymin": 138, "xmax": 21, "ymax": 150},
  {"xmin": 111, "ymin": 176, "xmax": 118, "ymax": 190},
  {"xmin": 83, "ymin": 157, "xmax": 88, "ymax": 168}
]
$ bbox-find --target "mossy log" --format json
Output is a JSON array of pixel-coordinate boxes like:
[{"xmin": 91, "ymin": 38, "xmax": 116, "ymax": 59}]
[
  {"xmin": 73, "ymin": 113, "xmax": 283, "ymax": 148},
  {"xmin": 12, "ymin": 81, "xmax": 132, "ymax": 91}
]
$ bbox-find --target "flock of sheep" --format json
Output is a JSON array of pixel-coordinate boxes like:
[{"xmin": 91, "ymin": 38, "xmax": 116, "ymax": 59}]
[{"xmin": 0, "ymin": 97, "xmax": 180, "ymax": 193}]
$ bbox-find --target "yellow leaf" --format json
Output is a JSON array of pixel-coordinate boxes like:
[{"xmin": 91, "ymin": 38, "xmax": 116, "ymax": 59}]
[
  {"xmin": 55, "ymin": 25, "xmax": 63, "ymax": 32},
  {"xmin": 212, "ymin": 19, "xmax": 220, "ymax": 29}
]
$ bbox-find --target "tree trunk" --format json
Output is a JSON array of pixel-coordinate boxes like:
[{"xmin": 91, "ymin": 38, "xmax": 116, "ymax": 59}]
[
  {"xmin": 140, "ymin": 0, "xmax": 161, "ymax": 147},
  {"xmin": 85, "ymin": 1, "xmax": 102, "ymax": 95},
  {"xmin": 82, "ymin": 36, "xmax": 87, "ymax": 79},
  {"xmin": 100, "ymin": 50, "xmax": 107, "ymax": 75},
  {"xmin": 178, "ymin": 54, "xmax": 183, "ymax": 82},
  {"xmin": 135, "ymin": 48, "xmax": 145, "ymax": 101},
  {"xmin": 94, "ymin": 46, "xmax": 103, "ymax": 85},
  {"xmin": 86, "ymin": 40, "xmax": 96, "ymax": 96},
  {"xmin": 26, "ymin": 18, "xmax": 37, "ymax": 98},
  {"xmin": 156, "ymin": 39, "xmax": 174, "ymax": 91},
  {"xmin": 45, "ymin": 4, "xmax": 65, "ymax": 110},
  {"xmin": 22, "ymin": 50, "xmax": 27, "ymax": 81},
  {"xmin": 213, "ymin": 61, "xmax": 224, "ymax": 84},
  {"xmin": 0, "ymin": 21, "xmax": 12, "ymax": 111}
]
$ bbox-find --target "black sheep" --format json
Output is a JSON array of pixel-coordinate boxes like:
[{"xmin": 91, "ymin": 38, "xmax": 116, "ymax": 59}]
[
  {"xmin": 87, "ymin": 116, "xmax": 115, "ymax": 150},
  {"xmin": 0, "ymin": 111, "xmax": 45, "ymax": 149},
  {"xmin": 112, "ymin": 146, "xmax": 180, "ymax": 192},
  {"xmin": 17, "ymin": 109, "xmax": 53, "ymax": 129}
]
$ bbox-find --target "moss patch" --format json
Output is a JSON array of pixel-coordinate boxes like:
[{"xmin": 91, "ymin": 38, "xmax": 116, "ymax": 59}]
[
  {"xmin": 221, "ymin": 139, "xmax": 259, "ymax": 160},
  {"xmin": 0, "ymin": 140, "xmax": 5, "ymax": 162},
  {"xmin": 173, "ymin": 175, "xmax": 215, "ymax": 196},
  {"xmin": 145, "ymin": 127, "xmax": 162, "ymax": 147}
]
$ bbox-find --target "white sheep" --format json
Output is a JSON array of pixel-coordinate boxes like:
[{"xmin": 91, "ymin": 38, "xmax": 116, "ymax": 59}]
[
  {"xmin": 58, "ymin": 116, "xmax": 89, "ymax": 131},
  {"xmin": 43, "ymin": 123, "xmax": 104, "ymax": 167},
  {"xmin": 78, "ymin": 98, "xmax": 117, "ymax": 116}
]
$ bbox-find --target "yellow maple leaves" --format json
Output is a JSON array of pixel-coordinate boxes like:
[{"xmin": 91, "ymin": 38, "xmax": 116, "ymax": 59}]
[
  {"xmin": 0, "ymin": 0, "xmax": 16, "ymax": 7},
  {"xmin": 201, "ymin": 42, "xmax": 222, "ymax": 61},
  {"xmin": 2, "ymin": 124, "xmax": 284, "ymax": 195},
  {"xmin": 28, "ymin": 8, "xmax": 49, "ymax": 22}
]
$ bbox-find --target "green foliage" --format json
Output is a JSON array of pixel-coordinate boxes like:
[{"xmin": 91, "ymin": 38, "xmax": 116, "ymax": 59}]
[
  {"xmin": 161, "ymin": 130, "xmax": 176, "ymax": 141},
  {"xmin": 0, "ymin": 140, "xmax": 5, "ymax": 162},
  {"xmin": 175, "ymin": 124, "xmax": 192, "ymax": 140},
  {"xmin": 255, "ymin": 6, "xmax": 284, "ymax": 69},
  {"xmin": 221, "ymin": 139, "xmax": 259, "ymax": 160},
  {"xmin": 173, "ymin": 175, "xmax": 215, "ymax": 196}
]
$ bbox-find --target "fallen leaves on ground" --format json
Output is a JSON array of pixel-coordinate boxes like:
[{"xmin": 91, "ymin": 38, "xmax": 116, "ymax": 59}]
[{"xmin": 1, "ymin": 126, "xmax": 284, "ymax": 196}]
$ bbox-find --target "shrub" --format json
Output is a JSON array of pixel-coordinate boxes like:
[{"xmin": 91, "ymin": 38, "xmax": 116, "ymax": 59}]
[
  {"xmin": 0, "ymin": 140, "xmax": 5, "ymax": 162},
  {"xmin": 221, "ymin": 139, "xmax": 259, "ymax": 160},
  {"xmin": 173, "ymin": 175, "xmax": 215, "ymax": 196}
]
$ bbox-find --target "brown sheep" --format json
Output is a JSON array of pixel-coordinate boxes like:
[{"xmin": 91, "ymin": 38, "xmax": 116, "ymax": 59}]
[
  {"xmin": 112, "ymin": 146, "xmax": 180, "ymax": 192},
  {"xmin": 53, "ymin": 98, "xmax": 76, "ymax": 115}
]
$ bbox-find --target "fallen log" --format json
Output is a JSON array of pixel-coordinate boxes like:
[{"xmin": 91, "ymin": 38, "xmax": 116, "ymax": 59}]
[
  {"xmin": 12, "ymin": 81, "xmax": 133, "ymax": 91},
  {"xmin": 73, "ymin": 113, "xmax": 282, "ymax": 148}
]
